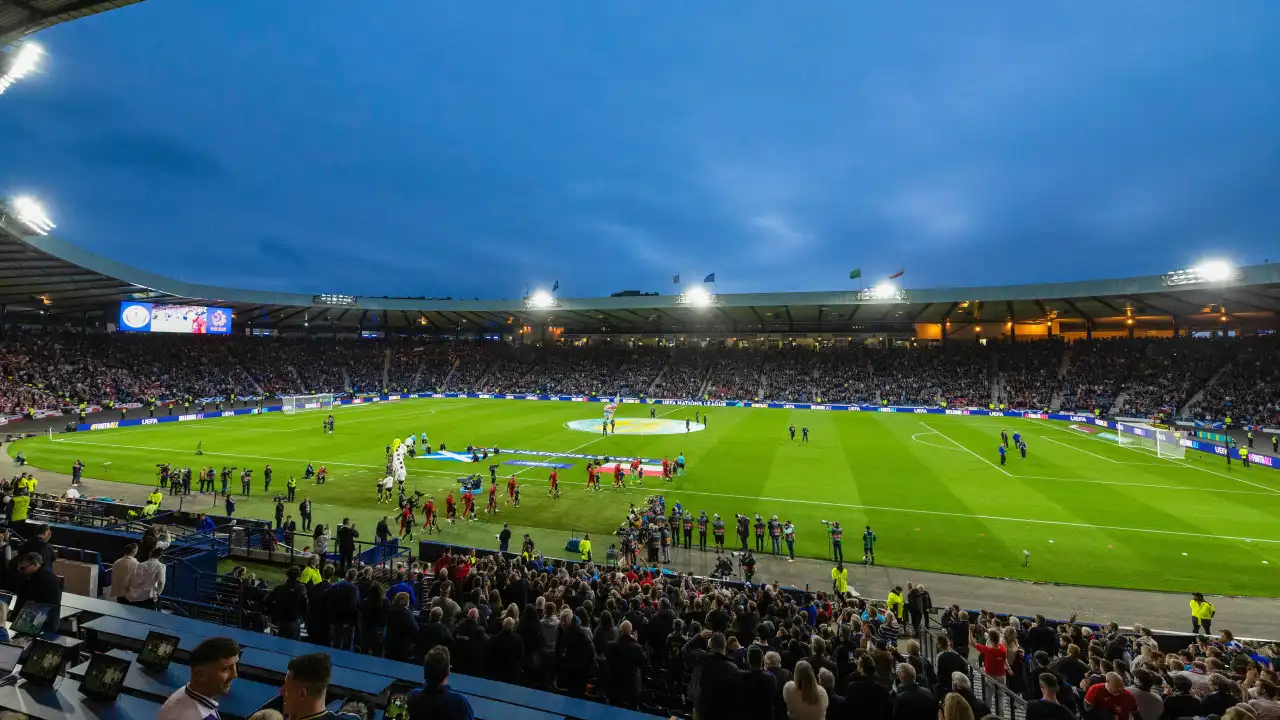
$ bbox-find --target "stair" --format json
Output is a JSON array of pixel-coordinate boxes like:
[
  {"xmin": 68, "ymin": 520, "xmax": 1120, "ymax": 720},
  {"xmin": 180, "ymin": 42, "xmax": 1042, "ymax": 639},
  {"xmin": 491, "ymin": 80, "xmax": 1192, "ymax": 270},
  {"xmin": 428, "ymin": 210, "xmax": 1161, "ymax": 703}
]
[
  {"xmin": 409, "ymin": 359, "xmax": 427, "ymax": 393},
  {"xmin": 234, "ymin": 360, "xmax": 264, "ymax": 395},
  {"xmin": 1049, "ymin": 343, "xmax": 1074, "ymax": 411},
  {"xmin": 988, "ymin": 349, "xmax": 1000, "ymax": 406},
  {"xmin": 286, "ymin": 365, "xmax": 304, "ymax": 394},
  {"xmin": 382, "ymin": 347, "xmax": 391, "ymax": 391},
  {"xmin": 696, "ymin": 356, "xmax": 717, "ymax": 398},
  {"xmin": 341, "ymin": 366, "xmax": 352, "ymax": 393},
  {"xmin": 1179, "ymin": 360, "xmax": 1234, "ymax": 417},
  {"xmin": 647, "ymin": 360, "xmax": 669, "ymax": 397},
  {"xmin": 440, "ymin": 359, "xmax": 459, "ymax": 391}
]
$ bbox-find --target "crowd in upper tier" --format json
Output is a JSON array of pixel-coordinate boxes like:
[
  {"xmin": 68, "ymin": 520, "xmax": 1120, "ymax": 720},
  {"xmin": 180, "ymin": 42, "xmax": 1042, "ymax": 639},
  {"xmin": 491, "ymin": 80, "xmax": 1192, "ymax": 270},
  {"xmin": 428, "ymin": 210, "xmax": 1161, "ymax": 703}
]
[{"xmin": 0, "ymin": 332, "xmax": 1275, "ymax": 423}]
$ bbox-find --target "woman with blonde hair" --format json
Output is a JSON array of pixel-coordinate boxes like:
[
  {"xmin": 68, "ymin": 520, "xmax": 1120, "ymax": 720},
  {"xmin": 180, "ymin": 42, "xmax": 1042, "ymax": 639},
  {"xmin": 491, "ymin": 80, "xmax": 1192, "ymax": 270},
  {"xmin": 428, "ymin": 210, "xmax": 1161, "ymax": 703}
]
[
  {"xmin": 1002, "ymin": 626, "xmax": 1029, "ymax": 695},
  {"xmin": 783, "ymin": 660, "xmax": 828, "ymax": 720},
  {"xmin": 943, "ymin": 692, "xmax": 976, "ymax": 720}
]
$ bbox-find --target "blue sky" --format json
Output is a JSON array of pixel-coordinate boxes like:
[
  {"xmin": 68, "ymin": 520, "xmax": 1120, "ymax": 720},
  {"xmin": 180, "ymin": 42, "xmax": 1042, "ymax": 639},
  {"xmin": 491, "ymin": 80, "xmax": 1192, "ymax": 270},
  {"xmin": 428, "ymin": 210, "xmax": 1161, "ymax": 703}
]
[{"xmin": 4, "ymin": 2, "xmax": 1279, "ymax": 298}]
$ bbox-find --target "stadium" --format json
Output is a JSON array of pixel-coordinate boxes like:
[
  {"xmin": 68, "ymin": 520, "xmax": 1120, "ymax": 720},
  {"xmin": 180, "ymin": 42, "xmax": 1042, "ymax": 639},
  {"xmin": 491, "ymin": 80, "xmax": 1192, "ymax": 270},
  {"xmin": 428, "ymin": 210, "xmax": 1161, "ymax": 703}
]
[{"xmin": 2, "ymin": 3, "xmax": 1280, "ymax": 720}]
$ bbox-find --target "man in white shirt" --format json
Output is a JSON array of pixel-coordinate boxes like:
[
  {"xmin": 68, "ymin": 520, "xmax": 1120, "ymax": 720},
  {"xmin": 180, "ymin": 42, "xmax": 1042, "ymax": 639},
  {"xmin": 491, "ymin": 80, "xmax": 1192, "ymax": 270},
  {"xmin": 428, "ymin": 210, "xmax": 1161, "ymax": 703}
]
[
  {"xmin": 158, "ymin": 637, "xmax": 240, "ymax": 720},
  {"xmin": 109, "ymin": 543, "xmax": 139, "ymax": 604},
  {"xmin": 124, "ymin": 546, "xmax": 166, "ymax": 610}
]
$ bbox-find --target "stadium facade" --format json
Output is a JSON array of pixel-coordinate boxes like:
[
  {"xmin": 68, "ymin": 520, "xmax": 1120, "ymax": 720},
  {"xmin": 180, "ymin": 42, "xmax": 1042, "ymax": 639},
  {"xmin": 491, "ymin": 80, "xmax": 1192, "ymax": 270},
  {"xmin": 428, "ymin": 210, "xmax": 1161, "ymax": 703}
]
[{"xmin": 3, "ymin": 212, "xmax": 1278, "ymax": 341}]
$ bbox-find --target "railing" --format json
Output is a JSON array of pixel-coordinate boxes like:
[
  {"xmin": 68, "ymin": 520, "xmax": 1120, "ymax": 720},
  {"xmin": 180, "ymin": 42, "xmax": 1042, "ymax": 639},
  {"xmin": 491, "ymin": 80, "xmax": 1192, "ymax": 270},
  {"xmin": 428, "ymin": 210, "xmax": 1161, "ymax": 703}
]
[{"xmin": 921, "ymin": 609, "xmax": 1027, "ymax": 720}]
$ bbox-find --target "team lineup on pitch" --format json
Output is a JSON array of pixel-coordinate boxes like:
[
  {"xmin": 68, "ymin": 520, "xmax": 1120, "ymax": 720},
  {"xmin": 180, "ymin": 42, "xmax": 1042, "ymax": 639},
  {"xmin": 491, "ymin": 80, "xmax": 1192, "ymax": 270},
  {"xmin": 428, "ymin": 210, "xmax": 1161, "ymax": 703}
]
[{"xmin": 10, "ymin": 396, "xmax": 1279, "ymax": 596}]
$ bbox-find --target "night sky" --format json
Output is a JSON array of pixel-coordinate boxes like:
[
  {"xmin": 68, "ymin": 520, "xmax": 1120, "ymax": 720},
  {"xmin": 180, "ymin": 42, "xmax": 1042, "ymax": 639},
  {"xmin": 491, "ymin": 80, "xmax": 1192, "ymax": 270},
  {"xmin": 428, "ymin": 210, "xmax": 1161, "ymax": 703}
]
[{"xmin": 4, "ymin": 2, "xmax": 1278, "ymax": 298}]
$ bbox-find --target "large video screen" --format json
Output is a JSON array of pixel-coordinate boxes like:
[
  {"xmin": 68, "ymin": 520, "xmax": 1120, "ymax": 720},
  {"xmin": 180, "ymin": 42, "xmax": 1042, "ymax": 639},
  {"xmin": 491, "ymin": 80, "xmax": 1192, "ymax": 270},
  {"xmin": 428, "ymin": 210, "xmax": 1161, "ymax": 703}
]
[{"xmin": 119, "ymin": 302, "xmax": 232, "ymax": 334}]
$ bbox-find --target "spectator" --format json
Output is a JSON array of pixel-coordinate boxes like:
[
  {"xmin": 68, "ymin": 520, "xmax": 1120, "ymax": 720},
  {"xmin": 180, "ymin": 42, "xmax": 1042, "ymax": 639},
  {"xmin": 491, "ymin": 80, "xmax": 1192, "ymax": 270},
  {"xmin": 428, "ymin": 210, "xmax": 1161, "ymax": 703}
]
[
  {"xmin": 1084, "ymin": 672, "xmax": 1139, "ymax": 720},
  {"xmin": 685, "ymin": 631, "xmax": 743, "ymax": 720},
  {"xmin": 419, "ymin": 606, "xmax": 453, "ymax": 657},
  {"xmin": 124, "ymin": 546, "xmax": 166, "ymax": 610},
  {"xmin": 264, "ymin": 566, "xmax": 308, "ymax": 640},
  {"xmin": 327, "ymin": 568, "xmax": 361, "ymax": 651},
  {"xmin": 305, "ymin": 564, "xmax": 334, "ymax": 646},
  {"xmin": 359, "ymin": 581, "xmax": 389, "ymax": 657},
  {"xmin": 110, "ymin": 543, "xmax": 139, "ymax": 604},
  {"xmin": 281, "ymin": 653, "xmax": 337, "ymax": 720},
  {"xmin": 407, "ymin": 646, "xmax": 475, "ymax": 720},
  {"xmin": 385, "ymin": 592, "xmax": 418, "ymax": 662},
  {"xmin": 842, "ymin": 654, "xmax": 891, "ymax": 720},
  {"xmin": 892, "ymin": 663, "xmax": 935, "ymax": 720},
  {"xmin": 1026, "ymin": 673, "xmax": 1075, "ymax": 720},
  {"xmin": 1163, "ymin": 674, "xmax": 1203, "ymax": 720},
  {"xmin": 741, "ymin": 644, "xmax": 777, "ymax": 720},
  {"xmin": 487, "ymin": 616, "xmax": 524, "ymax": 686},
  {"xmin": 11, "ymin": 552, "xmax": 61, "ymax": 631},
  {"xmin": 949, "ymin": 672, "xmax": 990, "ymax": 720},
  {"xmin": 971, "ymin": 627, "xmax": 1008, "ymax": 685},
  {"xmin": 1127, "ymin": 668, "xmax": 1164, "ymax": 720},
  {"xmin": 603, "ymin": 619, "xmax": 648, "ymax": 708},
  {"xmin": 17, "ymin": 523, "xmax": 55, "ymax": 570},
  {"xmin": 942, "ymin": 692, "xmax": 975, "ymax": 720},
  {"xmin": 157, "ymin": 637, "xmax": 241, "ymax": 720},
  {"xmin": 785, "ymin": 660, "xmax": 829, "ymax": 720}
]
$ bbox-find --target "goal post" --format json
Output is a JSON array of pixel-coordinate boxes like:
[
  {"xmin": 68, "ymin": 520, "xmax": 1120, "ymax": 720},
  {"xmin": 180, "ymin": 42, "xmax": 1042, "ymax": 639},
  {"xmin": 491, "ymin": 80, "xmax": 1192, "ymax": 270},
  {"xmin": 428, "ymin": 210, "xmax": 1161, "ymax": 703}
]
[
  {"xmin": 1114, "ymin": 422, "xmax": 1186, "ymax": 459},
  {"xmin": 281, "ymin": 394, "xmax": 336, "ymax": 414}
]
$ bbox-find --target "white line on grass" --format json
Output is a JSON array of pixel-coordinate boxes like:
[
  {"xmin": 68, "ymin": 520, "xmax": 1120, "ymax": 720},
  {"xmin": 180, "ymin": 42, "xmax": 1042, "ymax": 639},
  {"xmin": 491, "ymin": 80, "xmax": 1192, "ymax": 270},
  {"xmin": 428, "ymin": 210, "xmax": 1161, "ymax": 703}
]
[
  {"xmin": 918, "ymin": 422, "xmax": 1011, "ymax": 476},
  {"xmin": 910, "ymin": 432, "xmax": 966, "ymax": 452},
  {"xmin": 610, "ymin": 485, "xmax": 1280, "ymax": 545},
  {"xmin": 1036, "ymin": 434, "xmax": 1163, "ymax": 465},
  {"xmin": 1008, "ymin": 473, "xmax": 1280, "ymax": 496},
  {"xmin": 1039, "ymin": 421, "xmax": 1280, "ymax": 496}
]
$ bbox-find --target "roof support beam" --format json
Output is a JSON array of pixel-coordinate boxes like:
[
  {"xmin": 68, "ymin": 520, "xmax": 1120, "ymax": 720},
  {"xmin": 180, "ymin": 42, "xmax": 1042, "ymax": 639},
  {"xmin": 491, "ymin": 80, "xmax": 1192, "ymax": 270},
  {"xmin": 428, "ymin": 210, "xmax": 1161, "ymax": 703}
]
[
  {"xmin": 909, "ymin": 302, "xmax": 933, "ymax": 322},
  {"xmin": 1222, "ymin": 290, "xmax": 1280, "ymax": 312},
  {"xmin": 1090, "ymin": 296, "xmax": 1125, "ymax": 316},
  {"xmin": 783, "ymin": 306, "xmax": 794, "ymax": 332},
  {"xmin": 1006, "ymin": 301, "xmax": 1016, "ymax": 322},
  {"xmin": 1062, "ymin": 298, "xmax": 1092, "ymax": 322},
  {"xmin": 274, "ymin": 307, "xmax": 311, "ymax": 326}
]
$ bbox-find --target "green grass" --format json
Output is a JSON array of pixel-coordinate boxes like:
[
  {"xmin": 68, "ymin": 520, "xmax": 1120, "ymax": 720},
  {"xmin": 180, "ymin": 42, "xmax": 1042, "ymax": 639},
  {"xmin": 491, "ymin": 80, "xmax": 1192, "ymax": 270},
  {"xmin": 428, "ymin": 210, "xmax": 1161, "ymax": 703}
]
[{"xmin": 9, "ymin": 398, "xmax": 1280, "ymax": 596}]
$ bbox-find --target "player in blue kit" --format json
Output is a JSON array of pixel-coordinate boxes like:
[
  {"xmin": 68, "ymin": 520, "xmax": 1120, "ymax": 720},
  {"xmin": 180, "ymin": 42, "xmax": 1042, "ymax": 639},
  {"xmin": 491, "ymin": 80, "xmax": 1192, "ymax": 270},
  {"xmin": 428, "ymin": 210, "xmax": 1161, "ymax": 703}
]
[
  {"xmin": 789, "ymin": 424, "xmax": 796, "ymax": 440},
  {"xmin": 802, "ymin": 427, "xmax": 809, "ymax": 442},
  {"xmin": 1018, "ymin": 440, "xmax": 1028, "ymax": 459},
  {"xmin": 1012, "ymin": 431, "xmax": 1022, "ymax": 447},
  {"xmin": 998, "ymin": 444, "xmax": 1007, "ymax": 465}
]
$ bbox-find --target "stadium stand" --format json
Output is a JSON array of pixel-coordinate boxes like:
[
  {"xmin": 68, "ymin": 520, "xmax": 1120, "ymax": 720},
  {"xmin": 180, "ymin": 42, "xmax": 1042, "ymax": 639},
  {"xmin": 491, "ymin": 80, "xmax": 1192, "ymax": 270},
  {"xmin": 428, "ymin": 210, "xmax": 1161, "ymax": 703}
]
[
  {"xmin": 1, "ymin": 331, "xmax": 1278, "ymax": 426},
  {"xmin": 0, "ymin": 488, "xmax": 1274, "ymax": 720}
]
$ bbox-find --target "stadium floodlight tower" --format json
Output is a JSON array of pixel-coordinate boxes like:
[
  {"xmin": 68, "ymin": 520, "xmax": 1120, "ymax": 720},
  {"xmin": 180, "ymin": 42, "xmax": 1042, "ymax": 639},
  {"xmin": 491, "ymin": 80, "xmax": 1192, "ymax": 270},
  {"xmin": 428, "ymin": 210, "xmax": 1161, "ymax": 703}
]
[
  {"xmin": 1194, "ymin": 260, "xmax": 1234, "ymax": 282},
  {"xmin": 681, "ymin": 285, "xmax": 713, "ymax": 307},
  {"xmin": 528, "ymin": 289, "xmax": 555, "ymax": 309},
  {"xmin": 6, "ymin": 196, "xmax": 56, "ymax": 235},
  {"xmin": 0, "ymin": 41, "xmax": 43, "ymax": 96}
]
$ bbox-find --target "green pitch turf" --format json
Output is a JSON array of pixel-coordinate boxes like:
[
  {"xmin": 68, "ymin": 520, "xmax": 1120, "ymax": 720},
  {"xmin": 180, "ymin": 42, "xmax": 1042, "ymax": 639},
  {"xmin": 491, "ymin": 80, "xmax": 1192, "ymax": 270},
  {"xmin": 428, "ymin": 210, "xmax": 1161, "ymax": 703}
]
[{"xmin": 8, "ymin": 398, "xmax": 1279, "ymax": 596}]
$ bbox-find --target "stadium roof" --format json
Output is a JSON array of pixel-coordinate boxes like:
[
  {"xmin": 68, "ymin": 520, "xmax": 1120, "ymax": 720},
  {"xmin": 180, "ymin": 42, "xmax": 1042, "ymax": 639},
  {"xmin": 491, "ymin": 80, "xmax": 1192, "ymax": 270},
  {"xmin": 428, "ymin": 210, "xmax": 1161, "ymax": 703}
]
[
  {"xmin": 2, "ymin": 215, "xmax": 1279, "ymax": 335},
  {"xmin": 0, "ymin": 0, "xmax": 143, "ymax": 45}
]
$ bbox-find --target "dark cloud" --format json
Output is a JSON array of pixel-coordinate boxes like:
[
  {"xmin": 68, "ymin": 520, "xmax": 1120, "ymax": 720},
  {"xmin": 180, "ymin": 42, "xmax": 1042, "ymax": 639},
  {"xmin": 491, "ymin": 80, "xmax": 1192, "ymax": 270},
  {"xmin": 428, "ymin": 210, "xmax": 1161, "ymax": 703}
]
[{"xmin": 66, "ymin": 130, "xmax": 229, "ymax": 181}]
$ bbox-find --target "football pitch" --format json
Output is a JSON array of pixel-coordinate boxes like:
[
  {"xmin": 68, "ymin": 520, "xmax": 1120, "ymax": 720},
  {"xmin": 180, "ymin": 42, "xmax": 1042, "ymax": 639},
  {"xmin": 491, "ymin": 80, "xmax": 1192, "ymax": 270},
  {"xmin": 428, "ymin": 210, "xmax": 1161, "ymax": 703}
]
[{"xmin": 9, "ymin": 398, "xmax": 1279, "ymax": 596}]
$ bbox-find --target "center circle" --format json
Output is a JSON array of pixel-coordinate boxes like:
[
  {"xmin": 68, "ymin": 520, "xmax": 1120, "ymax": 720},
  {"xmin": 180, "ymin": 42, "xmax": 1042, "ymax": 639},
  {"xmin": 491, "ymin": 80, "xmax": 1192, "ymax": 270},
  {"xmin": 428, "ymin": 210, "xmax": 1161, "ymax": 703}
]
[{"xmin": 565, "ymin": 418, "xmax": 704, "ymax": 435}]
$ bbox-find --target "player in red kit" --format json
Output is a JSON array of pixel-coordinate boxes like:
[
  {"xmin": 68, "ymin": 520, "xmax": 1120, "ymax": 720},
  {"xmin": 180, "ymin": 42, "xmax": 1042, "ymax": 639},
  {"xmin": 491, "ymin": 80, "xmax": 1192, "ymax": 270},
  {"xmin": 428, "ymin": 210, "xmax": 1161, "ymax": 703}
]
[
  {"xmin": 613, "ymin": 463, "xmax": 625, "ymax": 489},
  {"xmin": 486, "ymin": 481, "xmax": 498, "ymax": 515},
  {"xmin": 423, "ymin": 496, "xmax": 437, "ymax": 533},
  {"xmin": 587, "ymin": 464, "xmax": 600, "ymax": 491},
  {"xmin": 506, "ymin": 474, "xmax": 517, "ymax": 505},
  {"xmin": 548, "ymin": 470, "xmax": 560, "ymax": 499},
  {"xmin": 662, "ymin": 456, "xmax": 670, "ymax": 479},
  {"xmin": 463, "ymin": 490, "xmax": 475, "ymax": 520},
  {"xmin": 399, "ymin": 504, "xmax": 415, "ymax": 540},
  {"xmin": 630, "ymin": 458, "xmax": 642, "ymax": 486},
  {"xmin": 445, "ymin": 492, "xmax": 457, "ymax": 524}
]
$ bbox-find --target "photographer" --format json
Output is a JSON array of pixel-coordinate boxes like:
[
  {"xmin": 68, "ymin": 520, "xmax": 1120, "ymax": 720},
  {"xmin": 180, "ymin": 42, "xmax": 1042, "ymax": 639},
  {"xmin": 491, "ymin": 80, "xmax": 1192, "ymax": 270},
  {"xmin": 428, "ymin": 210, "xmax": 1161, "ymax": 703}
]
[
  {"xmin": 741, "ymin": 550, "xmax": 757, "ymax": 582},
  {"xmin": 274, "ymin": 497, "xmax": 285, "ymax": 529}
]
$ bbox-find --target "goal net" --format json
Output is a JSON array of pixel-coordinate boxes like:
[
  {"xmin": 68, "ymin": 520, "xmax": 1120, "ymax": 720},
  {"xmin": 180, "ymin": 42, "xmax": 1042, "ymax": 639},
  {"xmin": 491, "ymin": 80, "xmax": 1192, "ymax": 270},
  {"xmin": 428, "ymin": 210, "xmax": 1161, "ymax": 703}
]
[
  {"xmin": 1114, "ymin": 422, "xmax": 1185, "ymax": 458},
  {"xmin": 282, "ymin": 394, "xmax": 336, "ymax": 414}
]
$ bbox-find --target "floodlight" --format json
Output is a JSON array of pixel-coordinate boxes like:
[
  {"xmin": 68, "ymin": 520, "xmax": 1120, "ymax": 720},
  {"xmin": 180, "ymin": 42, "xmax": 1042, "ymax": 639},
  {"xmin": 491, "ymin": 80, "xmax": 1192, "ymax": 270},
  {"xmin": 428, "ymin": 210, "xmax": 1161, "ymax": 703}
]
[
  {"xmin": 874, "ymin": 283, "xmax": 895, "ymax": 298},
  {"xmin": 1193, "ymin": 260, "xmax": 1233, "ymax": 282},
  {"xmin": 529, "ymin": 290, "xmax": 554, "ymax": 309},
  {"xmin": 684, "ymin": 286, "xmax": 711, "ymax": 307},
  {"xmin": 10, "ymin": 196, "xmax": 55, "ymax": 235},
  {"xmin": 0, "ymin": 42, "xmax": 43, "ymax": 95}
]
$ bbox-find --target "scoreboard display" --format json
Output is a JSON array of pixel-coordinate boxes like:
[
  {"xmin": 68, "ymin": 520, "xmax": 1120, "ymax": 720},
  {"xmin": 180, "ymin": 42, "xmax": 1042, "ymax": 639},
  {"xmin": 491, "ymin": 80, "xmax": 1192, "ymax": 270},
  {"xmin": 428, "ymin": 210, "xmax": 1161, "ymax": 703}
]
[{"xmin": 118, "ymin": 302, "xmax": 232, "ymax": 334}]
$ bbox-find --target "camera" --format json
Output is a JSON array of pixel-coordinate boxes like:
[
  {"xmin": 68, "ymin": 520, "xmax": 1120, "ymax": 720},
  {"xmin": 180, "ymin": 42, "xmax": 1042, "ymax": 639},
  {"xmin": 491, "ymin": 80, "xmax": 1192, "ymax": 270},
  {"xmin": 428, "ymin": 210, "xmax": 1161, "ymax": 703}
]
[{"xmin": 273, "ymin": 495, "xmax": 286, "ymax": 503}]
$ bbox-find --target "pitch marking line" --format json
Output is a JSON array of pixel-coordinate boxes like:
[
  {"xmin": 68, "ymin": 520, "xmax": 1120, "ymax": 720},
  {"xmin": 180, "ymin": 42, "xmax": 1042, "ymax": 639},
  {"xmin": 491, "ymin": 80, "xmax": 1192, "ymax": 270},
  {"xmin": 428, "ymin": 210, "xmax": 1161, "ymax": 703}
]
[
  {"xmin": 918, "ymin": 422, "xmax": 1011, "ymax": 476},
  {"xmin": 1038, "ymin": 421, "xmax": 1280, "ymax": 496},
  {"xmin": 910, "ymin": 432, "xmax": 965, "ymax": 452},
  {"xmin": 1035, "ymin": 434, "xmax": 1162, "ymax": 465}
]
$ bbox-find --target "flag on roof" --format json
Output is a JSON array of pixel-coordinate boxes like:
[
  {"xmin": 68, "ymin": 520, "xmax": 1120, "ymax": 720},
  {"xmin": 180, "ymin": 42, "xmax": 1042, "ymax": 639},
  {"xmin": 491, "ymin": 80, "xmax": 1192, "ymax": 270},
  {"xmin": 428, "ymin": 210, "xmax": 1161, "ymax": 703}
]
[
  {"xmin": 849, "ymin": 268, "xmax": 862, "ymax": 280},
  {"xmin": 703, "ymin": 273, "xmax": 716, "ymax": 283},
  {"xmin": 888, "ymin": 269, "xmax": 904, "ymax": 280}
]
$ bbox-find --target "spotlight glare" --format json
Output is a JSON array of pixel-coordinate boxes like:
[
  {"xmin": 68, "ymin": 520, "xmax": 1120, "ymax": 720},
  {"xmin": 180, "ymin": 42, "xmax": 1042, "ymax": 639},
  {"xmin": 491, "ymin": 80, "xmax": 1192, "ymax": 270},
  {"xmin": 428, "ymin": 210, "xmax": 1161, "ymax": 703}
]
[
  {"xmin": 529, "ymin": 290, "xmax": 554, "ymax": 309},
  {"xmin": 1194, "ymin": 260, "xmax": 1234, "ymax": 282},
  {"xmin": 0, "ymin": 42, "xmax": 43, "ymax": 95},
  {"xmin": 874, "ymin": 283, "xmax": 895, "ymax": 298},
  {"xmin": 684, "ymin": 286, "xmax": 711, "ymax": 307},
  {"xmin": 10, "ymin": 195, "xmax": 55, "ymax": 235}
]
